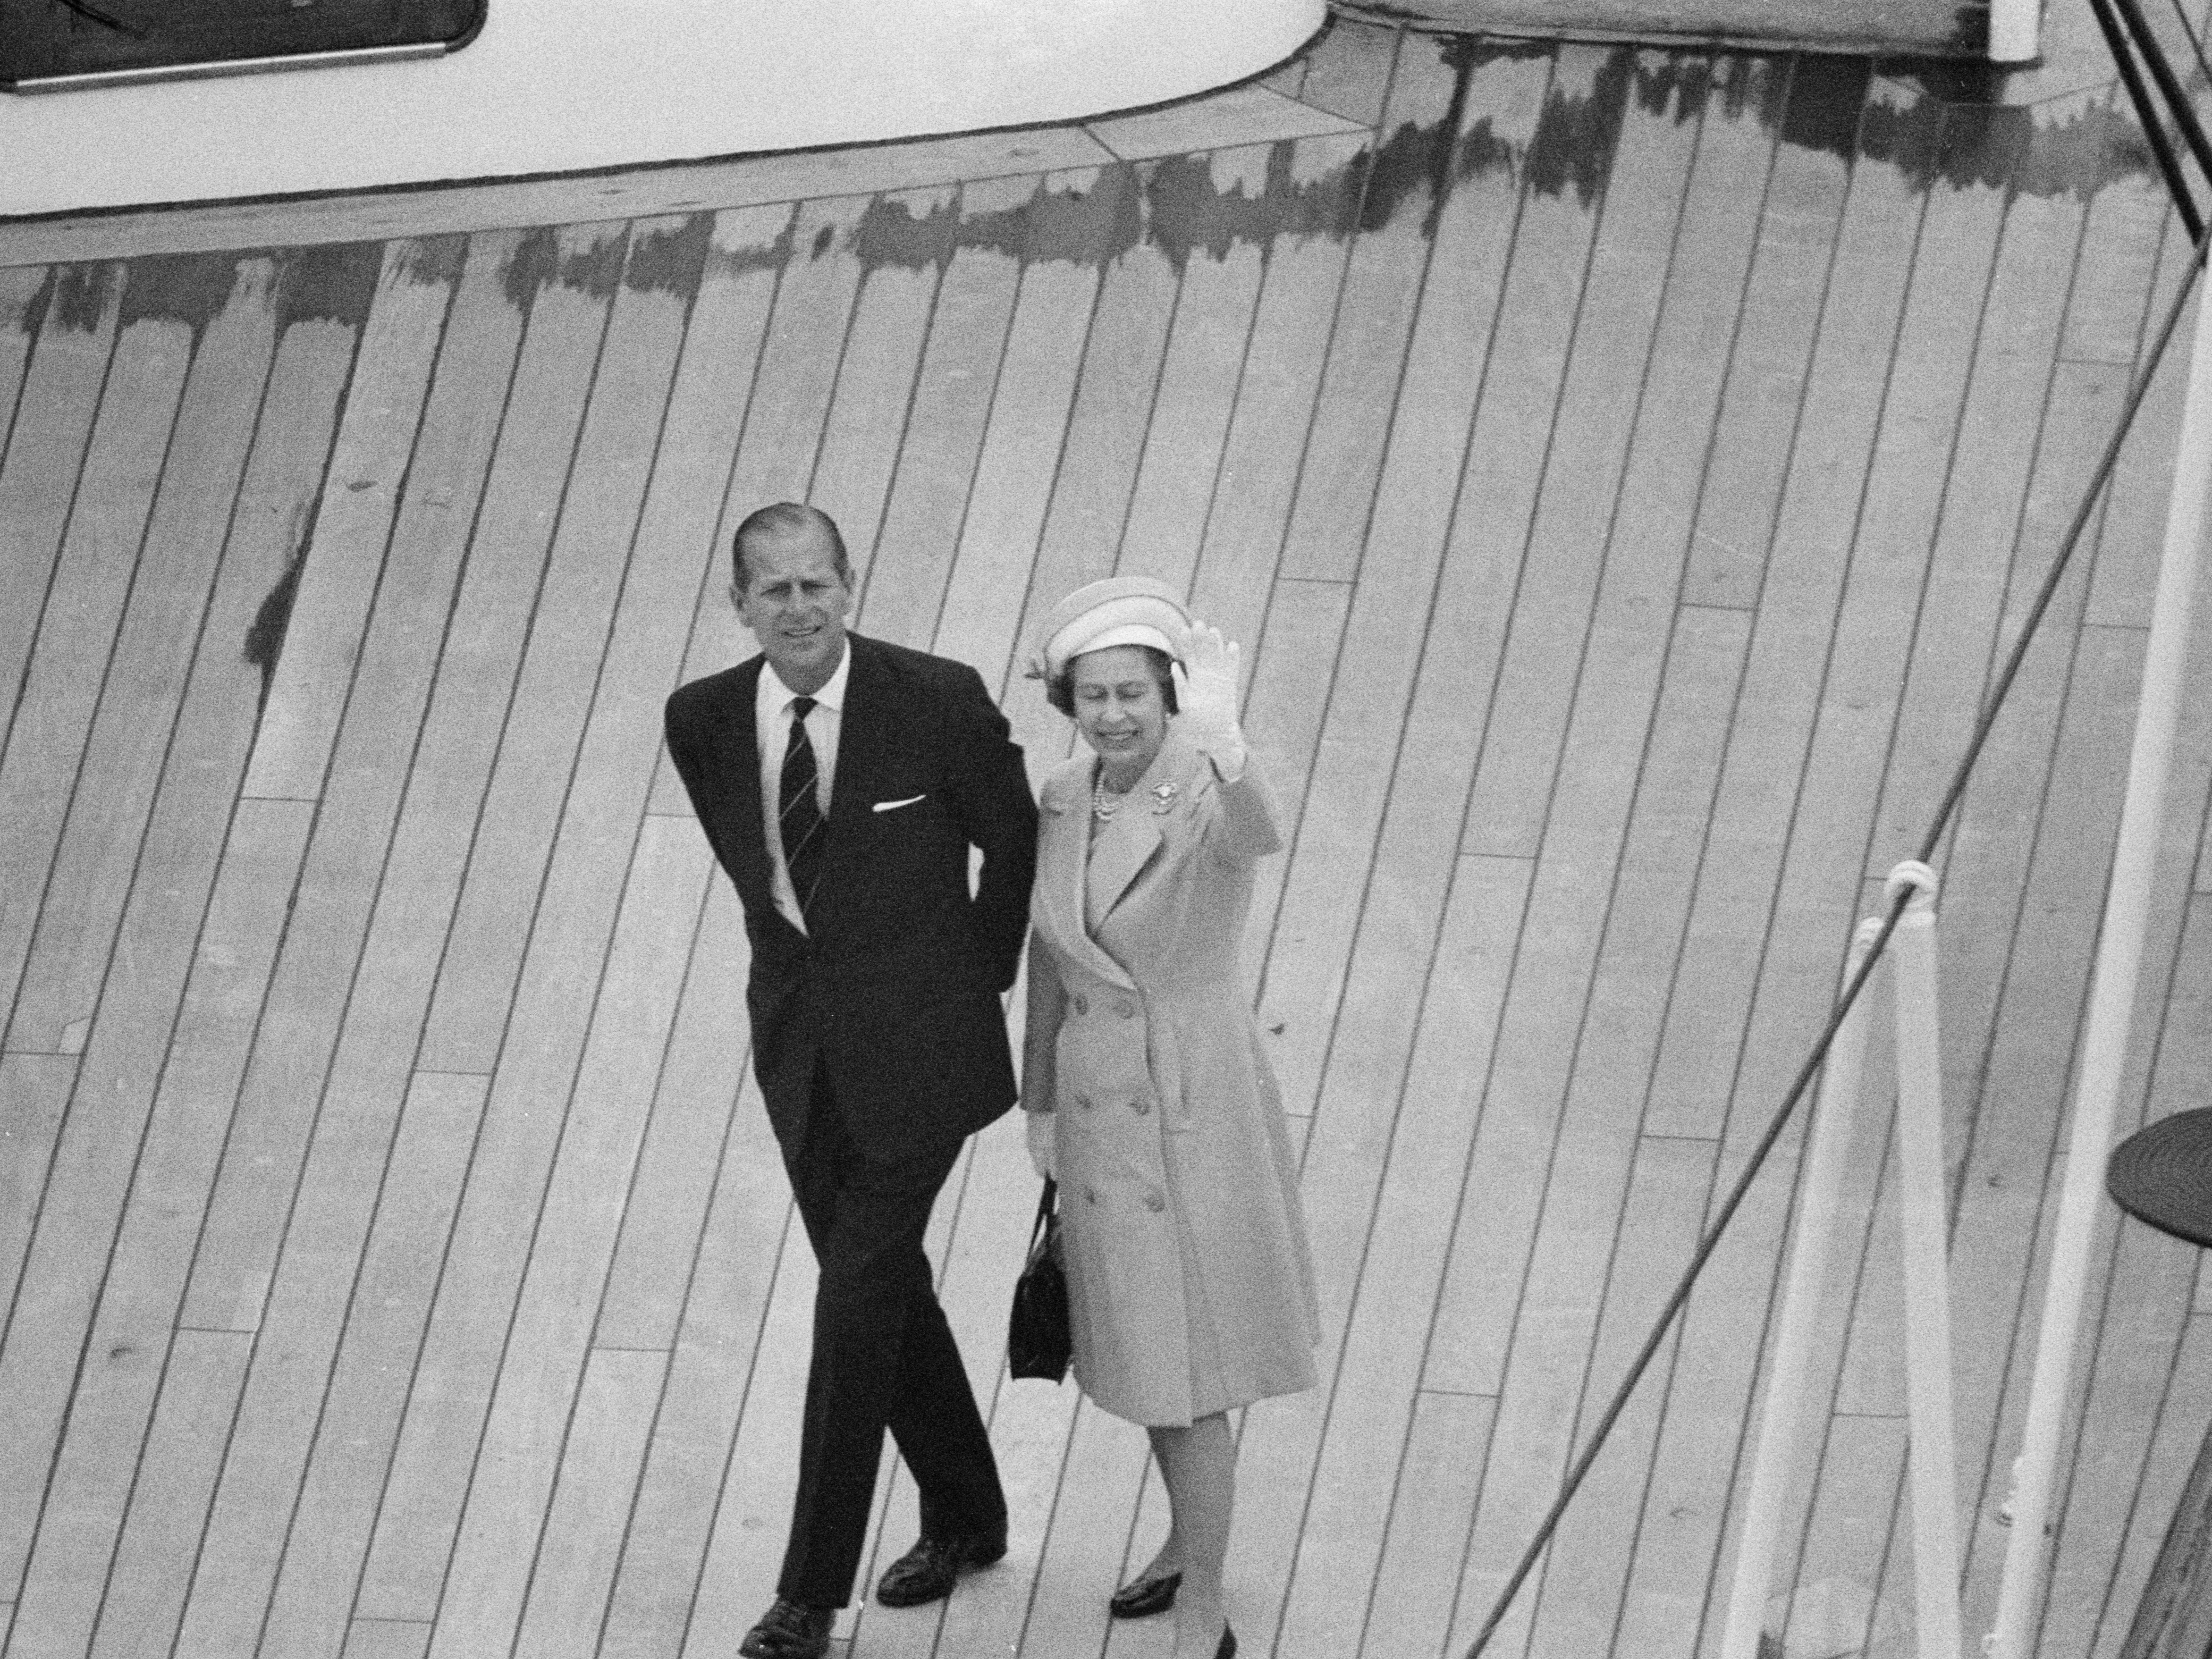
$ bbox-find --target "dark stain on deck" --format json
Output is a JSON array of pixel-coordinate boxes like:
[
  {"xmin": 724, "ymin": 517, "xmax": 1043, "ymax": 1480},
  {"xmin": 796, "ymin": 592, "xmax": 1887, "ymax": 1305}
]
[
  {"xmin": 560, "ymin": 226, "xmax": 629, "ymax": 299},
  {"xmin": 1859, "ymin": 84, "xmax": 2152, "ymax": 196},
  {"xmin": 495, "ymin": 224, "xmax": 627, "ymax": 311},
  {"xmin": 623, "ymin": 212, "xmax": 713, "ymax": 303},
  {"xmin": 704, "ymin": 207, "xmax": 798, "ymax": 281},
  {"xmin": 277, "ymin": 241, "xmax": 383, "ymax": 333},
  {"xmin": 397, "ymin": 234, "xmax": 467, "ymax": 290},
  {"xmin": 115, "ymin": 250, "xmax": 240, "ymax": 339},
  {"xmin": 40, "ymin": 262, "xmax": 117, "ymax": 335},
  {"xmin": 1144, "ymin": 144, "xmax": 1364, "ymax": 269},
  {"xmin": 244, "ymin": 507, "xmax": 311, "ymax": 715},
  {"xmin": 498, "ymin": 227, "xmax": 559, "ymax": 311},
  {"xmin": 1524, "ymin": 49, "xmax": 1638, "ymax": 205},
  {"xmin": 706, "ymin": 34, "xmax": 2150, "ymax": 295}
]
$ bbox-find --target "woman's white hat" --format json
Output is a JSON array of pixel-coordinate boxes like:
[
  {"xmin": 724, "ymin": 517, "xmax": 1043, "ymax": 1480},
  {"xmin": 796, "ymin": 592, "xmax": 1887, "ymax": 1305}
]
[{"xmin": 1031, "ymin": 575, "xmax": 1192, "ymax": 680}]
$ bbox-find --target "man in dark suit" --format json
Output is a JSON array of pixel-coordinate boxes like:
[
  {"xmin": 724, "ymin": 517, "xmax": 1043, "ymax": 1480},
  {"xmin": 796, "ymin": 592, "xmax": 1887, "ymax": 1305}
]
[{"xmin": 663, "ymin": 503, "xmax": 1038, "ymax": 1659}]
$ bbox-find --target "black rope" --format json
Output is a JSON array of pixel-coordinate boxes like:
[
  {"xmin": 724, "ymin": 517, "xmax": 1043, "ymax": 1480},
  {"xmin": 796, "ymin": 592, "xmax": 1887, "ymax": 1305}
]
[
  {"xmin": 2110, "ymin": 0, "xmax": 2212, "ymax": 180},
  {"xmin": 2091, "ymin": 0, "xmax": 2206, "ymax": 241},
  {"xmin": 2159, "ymin": 0, "xmax": 2212, "ymax": 92},
  {"xmin": 1463, "ymin": 185, "xmax": 2212, "ymax": 1659}
]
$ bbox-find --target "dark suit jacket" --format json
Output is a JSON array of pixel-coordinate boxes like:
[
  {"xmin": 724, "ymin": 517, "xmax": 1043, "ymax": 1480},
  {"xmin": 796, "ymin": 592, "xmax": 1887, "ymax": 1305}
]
[{"xmin": 663, "ymin": 632, "xmax": 1038, "ymax": 1158}]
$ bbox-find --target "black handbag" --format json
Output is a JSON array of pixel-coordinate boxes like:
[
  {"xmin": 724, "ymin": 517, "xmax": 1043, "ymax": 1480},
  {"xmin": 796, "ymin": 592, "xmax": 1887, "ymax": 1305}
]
[{"xmin": 1008, "ymin": 1178, "xmax": 1072, "ymax": 1382}]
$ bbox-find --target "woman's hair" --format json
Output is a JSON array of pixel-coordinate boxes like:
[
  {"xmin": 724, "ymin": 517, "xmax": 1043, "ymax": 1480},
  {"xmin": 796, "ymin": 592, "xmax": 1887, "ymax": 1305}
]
[{"xmin": 1046, "ymin": 643, "xmax": 1180, "ymax": 718}]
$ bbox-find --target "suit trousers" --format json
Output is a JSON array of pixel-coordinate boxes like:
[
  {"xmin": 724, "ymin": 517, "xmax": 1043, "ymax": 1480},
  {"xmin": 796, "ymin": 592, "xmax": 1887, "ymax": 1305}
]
[{"xmin": 776, "ymin": 1068, "xmax": 1007, "ymax": 1607}]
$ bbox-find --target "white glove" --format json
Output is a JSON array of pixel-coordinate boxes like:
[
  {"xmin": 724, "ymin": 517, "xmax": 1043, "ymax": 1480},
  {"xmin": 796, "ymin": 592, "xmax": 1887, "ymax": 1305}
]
[
  {"xmin": 1025, "ymin": 1109, "xmax": 1056, "ymax": 1181},
  {"xmin": 1172, "ymin": 622, "xmax": 1246, "ymax": 774}
]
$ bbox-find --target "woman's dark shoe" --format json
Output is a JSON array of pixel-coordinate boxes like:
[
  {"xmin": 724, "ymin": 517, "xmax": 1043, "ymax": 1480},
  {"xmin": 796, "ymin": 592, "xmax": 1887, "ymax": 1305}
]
[
  {"xmin": 1214, "ymin": 1625, "xmax": 1237, "ymax": 1659},
  {"xmin": 1108, "ymin": 1568, "xmax": 1182, "ymax": 1618}
]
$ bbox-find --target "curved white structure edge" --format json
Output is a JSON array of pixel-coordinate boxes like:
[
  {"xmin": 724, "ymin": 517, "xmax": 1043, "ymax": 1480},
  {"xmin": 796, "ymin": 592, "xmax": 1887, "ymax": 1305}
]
[{"xmin": 2, "ymin": 0, "xmax": 1328, "ymax": 219}]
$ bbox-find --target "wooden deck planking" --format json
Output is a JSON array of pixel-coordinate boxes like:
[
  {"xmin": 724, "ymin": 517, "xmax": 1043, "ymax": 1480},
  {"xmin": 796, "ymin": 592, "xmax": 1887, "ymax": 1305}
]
[
  {"xmin": 1942, "ymin": 357, "xmax": 2157, "ymax": 1558},
  {"xmin": 238, "ymin": 242, "xmax": 456, "ymax": 803},
  {"xmin": 3, "ymin": 19, "xmax": 2208, "ymax": 1659},
  {"xmin": 1527, "ymin": 1134, "xmax": 1722, "ymax": 1659},
  {"xmin": 853, "ymin": 1128, "xmax": 1046, "ymax": 1659},
  {"xmin": 256, "ymin": 1072, "xmax": 490, "ymax": 1659},
  {"xmin": 1243, "ymin": 33, "xmax": 1520, "ymax": 1128},
  {"xmin": 1411, "ymin": 38, "xmax": 1640, "ymax": 1397},
  {"xmin": 1516, "ymin": 606, "xmax": 1756, "ymax": 1654},
  {"xmin": 0, "ymin": 272, "xmax": 191, "ymax": 1047},
  {"xmin": 856, "ymin": 176, "xmax": 1030, "ymax": 654},
  {"xmin": 0, "ymin": 1055, "xmax": 75, "ymax": 1366},
  {"xmin": 452, "ymin": 823, "xmax": 710, "ymax": 1659},
  {"xmin": 83, "ymin": 1331, "xmax": 254, "ymax": 1659},
  {"xmin": 586, "ymin": 204, "xmax": 790, "ymax": 1359},
  {"xmin": 593, "ymin": 887, "xmax": 763, "ymax": 1659},
  {"xmin": 413, "ymin": 219, "xmax": 678, "ymax": 1077},
  {"xmin": 5, "ymin": 253, "xmax": 282, "ymax": 1058},
  {"xmin": 0, "ymin": 265, "xmax": 51, "ymax": 459},
  {"xmin": 7, "ymin": 798, "xmax": 312, "ymax": 1659},
  {"xmin": 1181, "ymin": 126, "xmax": 1371, "ymax": 689},
  {"xmin": 1750, "ymin": 98, "xmax": 2021, "ymax": 1629},
  {"xmin": 0, "ymin": 263, "xmax": 121, "ymax": 761},
  {"xmin": 1862, "ymin": 173, "xmax": 2089, "ymax": 918},
  {"xmin": 928, "ymin": 165, "xmax": 1109, "ymax": 709},
  {"xmin": 367, "ymin": 226, "xmax": 705, "ymax": 1650},
  {"xmin": 808, "ymin": 186, "xmax": 955, "ymax": 586},
  {"xmin": 1296, "ymin": 18, "xmax": 1401, "ymax": 127},
  {"xmin": 659, "ymin": 194, "xmax": 866, "ymax": 706},
  {"xmin": 1276, "ymin": 852, "xmax": 1529, "ymax": 1659},
  {"xmin": 1019, "ymin": 160, "xmax": 1175, "ymax": 618},
  {"xmin": 206, "ymin": 230, "xmax": 534, "ymax": 1659},
  {"xmin": 1627, "ymin": 70, "xmax": 1961, "ymax": 1659},
  {"xmin": 1949, "ymin": 623, "xmax": 2160, "ymax": 1633},
  {"xmin": 680, "ymin": 1217, "xmax": 815, "ymax": 1659},
  {"xmin": 1112, "ymin": 144, "xmax": 1269, "ymax": 603},
  {"xmin": 1455, "ymin": 47, "xmax": 1703, "ymax": 861},
  {"xmin": 1280, "ymin": 45, "xmax": 1700, "ymax": 1658},
  {"xmin": 513, "ymin": 1347, "xmax": 671, "ymax": 1659},
  {"xmin": 0, "ymin": 279, "xmax": 214, "ymax": 1600},
  {"xmin": 349, "ymin": 225, "xmax": 632, "ymax": 1621},
  {"xmin": 1274, "ymin": 28, "xmax": 1458, "ymax": 588}
]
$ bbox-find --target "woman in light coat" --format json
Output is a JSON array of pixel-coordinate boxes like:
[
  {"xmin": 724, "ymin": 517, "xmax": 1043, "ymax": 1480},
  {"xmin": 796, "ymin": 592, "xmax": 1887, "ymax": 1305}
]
[{"xmin": 1020, "ymin": 576, "xmax": 1319, "ymax": 1659}]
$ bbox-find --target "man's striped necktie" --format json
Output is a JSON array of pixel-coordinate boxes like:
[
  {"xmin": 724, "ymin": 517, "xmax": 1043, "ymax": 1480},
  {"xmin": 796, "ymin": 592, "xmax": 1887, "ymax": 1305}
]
[{"xmin": 779, "ymin": 695, "xmax": 824, "ymax": 918}]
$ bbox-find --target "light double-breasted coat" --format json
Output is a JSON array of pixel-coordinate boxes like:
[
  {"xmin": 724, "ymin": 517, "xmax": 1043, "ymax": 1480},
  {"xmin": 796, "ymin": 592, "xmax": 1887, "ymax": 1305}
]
[{"xmin": 1022, "ymin": 730, "xmax": 1319, "ymax": 1427}]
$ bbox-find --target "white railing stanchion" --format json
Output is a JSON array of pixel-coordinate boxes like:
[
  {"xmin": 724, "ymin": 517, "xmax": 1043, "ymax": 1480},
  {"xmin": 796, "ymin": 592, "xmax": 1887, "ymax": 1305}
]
[
  {"xmin": 1988, "ymin": 227, "xmax": 2212, "ymax": 1659},
  {"xmin": 1887, "ymin": 860, "xmax": 1966, "ymax": 1659},
  {"xmin": 1719, "ymin": 918, "xmax": 1885, "ymax": 1659},
  {"xmin": 1988, "ymin": 0, "xmax": 2040, "ymax": 67}
]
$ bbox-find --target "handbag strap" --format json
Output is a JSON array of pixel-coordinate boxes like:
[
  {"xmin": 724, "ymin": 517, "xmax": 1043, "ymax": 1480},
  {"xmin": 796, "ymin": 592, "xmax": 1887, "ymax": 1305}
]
[{"xmin": 1030, "ymin": 1177, "xmax": 1057, "ymax": 1246}]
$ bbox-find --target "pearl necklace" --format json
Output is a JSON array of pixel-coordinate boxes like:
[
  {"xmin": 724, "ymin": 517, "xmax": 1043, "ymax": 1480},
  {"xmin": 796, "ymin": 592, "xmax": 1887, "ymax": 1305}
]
[{"xmin": 1092, "ymin": 776, "xmax": 1125, "ymax": 821}]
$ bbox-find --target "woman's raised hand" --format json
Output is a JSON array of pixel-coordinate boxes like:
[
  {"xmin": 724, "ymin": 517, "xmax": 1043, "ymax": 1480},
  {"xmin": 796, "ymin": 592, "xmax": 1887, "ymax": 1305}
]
[{"xmin": 1174, "ymin": 623, "xmax": 1245, "ymax": 771}]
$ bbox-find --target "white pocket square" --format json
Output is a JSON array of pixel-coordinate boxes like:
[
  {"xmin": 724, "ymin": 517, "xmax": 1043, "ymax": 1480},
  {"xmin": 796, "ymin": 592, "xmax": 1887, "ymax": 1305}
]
[{"xmin": 873, "ymin": 793, "xmax": 927, "ymax": 813}]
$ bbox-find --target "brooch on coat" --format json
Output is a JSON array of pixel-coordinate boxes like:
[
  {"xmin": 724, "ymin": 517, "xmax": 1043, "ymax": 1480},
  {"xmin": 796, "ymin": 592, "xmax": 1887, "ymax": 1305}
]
[{"xmin": 1150, "ymin": 782, "xmax": 1178, "ymax": 814}]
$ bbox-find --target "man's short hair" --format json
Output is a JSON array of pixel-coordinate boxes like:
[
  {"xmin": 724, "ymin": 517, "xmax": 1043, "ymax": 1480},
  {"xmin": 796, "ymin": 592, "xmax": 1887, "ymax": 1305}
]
[{"xmin": 733, "ymin": 502, "xmax": 853, "ymax": 591}]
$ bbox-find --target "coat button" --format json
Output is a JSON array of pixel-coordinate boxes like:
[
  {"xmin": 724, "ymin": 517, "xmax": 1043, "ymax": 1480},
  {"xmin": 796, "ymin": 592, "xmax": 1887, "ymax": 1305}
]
[
  {"xmin": 1076, "ymin": 1094, "xmax": 1094, "ymax": 1111},
  {"xmin": 1086, "ymin": 1186, "xmax": 1101, "ymax": 1205},
  {"xmin": 1144, "ymin": 1190, "xmax": 1165, "ymax": 1213},
  {"xmin": 1114, "ymin": 997, "xmax": 1137, "ymax": 1019},
  {"xmin": 1132, "ymin": 1097, "xmax": 1152, "ymax": 1116},
  {"xmin": 1072, "ymin": 994, "xmax": 1089, "ymax": 1016}
]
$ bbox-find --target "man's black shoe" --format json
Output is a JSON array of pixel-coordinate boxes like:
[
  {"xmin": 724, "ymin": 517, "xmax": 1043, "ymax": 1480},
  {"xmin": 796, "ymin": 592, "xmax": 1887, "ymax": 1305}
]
[
  {"xmin": 873, "ymin": 1530, "xmax": 1009, "ymax": 1607},
  {"xmin": 738, "ymin": 1597, "xmax": 834, "ymax": 1659}
]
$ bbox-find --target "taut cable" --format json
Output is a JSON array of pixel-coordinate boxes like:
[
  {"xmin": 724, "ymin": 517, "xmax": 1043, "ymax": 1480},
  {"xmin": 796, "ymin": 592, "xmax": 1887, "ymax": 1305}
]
[{"xmin": 1463, "ymin": 214, "xmax": 2212, "ymax": 1659}]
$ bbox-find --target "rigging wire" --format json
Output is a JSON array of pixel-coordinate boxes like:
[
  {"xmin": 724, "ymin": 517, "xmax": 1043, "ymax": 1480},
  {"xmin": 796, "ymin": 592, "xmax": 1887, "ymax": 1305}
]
[
  {"xmin": 2092, "ymin": 0, "xmax": 2207, "ymax": 241},
  {"xmin": 1462, "ymin": 165, "xmax": 2212, "ymax": 1659}
]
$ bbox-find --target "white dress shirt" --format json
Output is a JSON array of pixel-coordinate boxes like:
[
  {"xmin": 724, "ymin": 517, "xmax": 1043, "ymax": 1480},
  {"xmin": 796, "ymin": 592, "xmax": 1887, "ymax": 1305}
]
[{"xmin": 755, "ymin": 644, "xmax": 850, "ymax": 933}]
